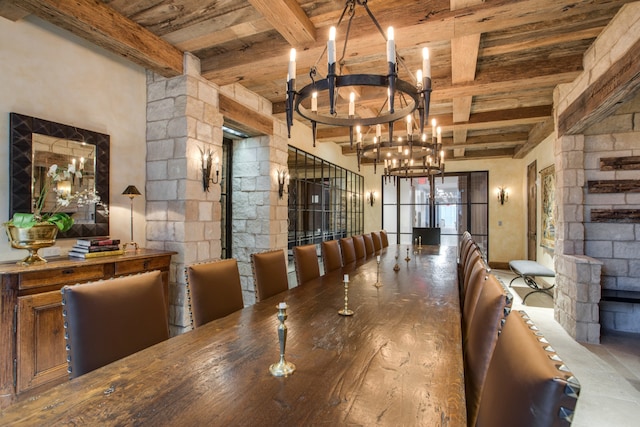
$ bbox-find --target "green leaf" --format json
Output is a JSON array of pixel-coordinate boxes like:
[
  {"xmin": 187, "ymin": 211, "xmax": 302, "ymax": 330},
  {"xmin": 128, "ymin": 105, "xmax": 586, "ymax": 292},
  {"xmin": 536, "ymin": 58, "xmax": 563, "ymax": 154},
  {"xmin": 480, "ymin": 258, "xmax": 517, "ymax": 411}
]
[
  {"xmin": 10, "ymin": 213, "xmax": 37, "ymax": 228},
  {"xmin": 48, "ymin": 213, "xmax": 74, "ymax": 232}
]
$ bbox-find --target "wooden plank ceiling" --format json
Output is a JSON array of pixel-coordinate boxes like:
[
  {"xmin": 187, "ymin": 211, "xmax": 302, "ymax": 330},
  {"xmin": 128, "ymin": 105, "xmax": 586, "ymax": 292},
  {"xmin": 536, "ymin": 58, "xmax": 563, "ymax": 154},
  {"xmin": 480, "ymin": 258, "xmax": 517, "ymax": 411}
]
[{"xmin": 3, "ymin": 0, "xmax": 636, "ymax": 162}]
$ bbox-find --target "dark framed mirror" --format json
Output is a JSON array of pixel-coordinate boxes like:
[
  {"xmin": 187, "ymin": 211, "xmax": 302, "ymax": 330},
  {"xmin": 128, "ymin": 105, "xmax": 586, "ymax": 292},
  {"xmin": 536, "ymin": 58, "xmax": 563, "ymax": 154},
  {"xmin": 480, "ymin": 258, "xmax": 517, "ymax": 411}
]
[{"xmin": 9, "ymin": 113, "xmax": 110, "ymax": 238}]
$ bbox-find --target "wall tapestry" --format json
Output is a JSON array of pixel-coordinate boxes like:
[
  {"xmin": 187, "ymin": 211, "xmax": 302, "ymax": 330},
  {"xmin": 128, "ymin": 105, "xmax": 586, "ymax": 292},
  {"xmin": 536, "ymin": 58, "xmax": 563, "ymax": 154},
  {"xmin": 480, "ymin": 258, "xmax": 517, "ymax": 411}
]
[{"xmin": 540, "ymin": 164, "xmax": 555, "ymax": 250}]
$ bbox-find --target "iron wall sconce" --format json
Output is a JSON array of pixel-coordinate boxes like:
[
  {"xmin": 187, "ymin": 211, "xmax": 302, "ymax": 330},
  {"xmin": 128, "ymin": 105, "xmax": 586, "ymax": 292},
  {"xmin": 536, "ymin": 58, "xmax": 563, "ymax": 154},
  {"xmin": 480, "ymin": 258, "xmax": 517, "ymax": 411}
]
[
  {"xmin": 200, "ymin": 147, "xmax": 220, "ymax": 192},
  {"xmin": 277, "ymin": 169, "xmax": 289, "ymax": 199},
  {"xmin": 367, "ymin": 191, "xmax": 377, "ymax": 206},
  {"xmin": 497, "ymin": 186, "xmax": 509, "ymax": 205}
]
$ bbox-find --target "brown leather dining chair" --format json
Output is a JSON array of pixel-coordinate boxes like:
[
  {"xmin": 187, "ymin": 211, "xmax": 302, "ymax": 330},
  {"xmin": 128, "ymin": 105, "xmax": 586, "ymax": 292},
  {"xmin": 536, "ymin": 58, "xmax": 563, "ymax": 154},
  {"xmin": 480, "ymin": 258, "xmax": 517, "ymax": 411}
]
[
  {"xmin": 251, "ymin": 249, "xmax": 289, "ymax": 301},
  {"xmin": 352, "ymin": 235, "xmax": 366, "ymax": 260},
  {"xmin": 371, "ymin": 231, "xmax": 382, "ymax": 252},
  {"xmin": 379, "ymin": 230, "xmax": 389, "ymax": 248},
  {"xmin": 61, "ymin": 271, "xmax": 169, "ymax": 378},
  {"xmin": 463, "ymin": 273, "xmax": 513, "ymax": 427},
  {"xmin": 363, "ymin": 234, "xmax": 374, "ymax": 256},
  {"xmin": 293, "ymin": 244, "xmax": 320, "ymax": 286},
  {"xmin": 321, "ymin": 240, "xmax": 342, "ymax": 273},
  {"xmin": 339, "ymin": 236, "xmax": 357, "ymax": 265},
  {"xmin": 186, "ymin": 258, "xmax": 244, "ymax": 328},
  {"xmin": 475, "ymin": 310, "xmax": 581, "ymax": 427}
]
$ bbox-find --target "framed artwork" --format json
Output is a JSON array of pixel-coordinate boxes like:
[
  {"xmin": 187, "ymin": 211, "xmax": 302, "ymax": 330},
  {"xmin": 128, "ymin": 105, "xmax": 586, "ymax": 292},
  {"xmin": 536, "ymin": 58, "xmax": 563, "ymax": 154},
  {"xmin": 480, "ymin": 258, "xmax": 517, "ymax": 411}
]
[{"xmin": 540, "ymin": 164, "xmax": 555, "ymax": 250}]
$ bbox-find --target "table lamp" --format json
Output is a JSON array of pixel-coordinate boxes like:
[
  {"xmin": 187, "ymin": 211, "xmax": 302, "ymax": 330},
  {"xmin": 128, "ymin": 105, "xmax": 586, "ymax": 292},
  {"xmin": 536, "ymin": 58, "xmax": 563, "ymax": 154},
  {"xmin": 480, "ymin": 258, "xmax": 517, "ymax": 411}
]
[{"xmin": 122, "ymin": 185, "xmax": 141, "ymax": 251}]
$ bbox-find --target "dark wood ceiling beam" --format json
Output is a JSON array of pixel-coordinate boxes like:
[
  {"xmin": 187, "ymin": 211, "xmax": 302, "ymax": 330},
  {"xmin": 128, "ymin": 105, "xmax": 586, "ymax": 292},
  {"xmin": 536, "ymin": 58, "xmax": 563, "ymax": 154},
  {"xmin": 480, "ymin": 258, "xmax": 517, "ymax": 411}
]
[
  {"xmin": 514, "ymin": 117, "xmax": 554, "ymax": 159},
  {"xmin": 0, "ymin": 0, "xmax": 29, "ymax": 21},
  {"xmin": 201, "ymin": 0, "xmax": 627, "ymax": 83},
  {"xmin": 315, "ymin": 105, "xmax": 550, "ymax": 141},
  {"xmin": 558, "ymin": 36, "xmax": 640, "ymax": 137},
  {"xmin": 12, "ymin": 0, "xmax": 184, "ymax": 77},
  {"xmin": 358, "ymin": 146, "xmax": 516, "ymax": 163},
  {"xmin": 247, "ymin": 0, "xmax": 316, "ymax": 48},
  {"xmin": 272, "ymin": 55, "xmax": 581, "ymax": 115},
  {"xmin": 219, "ymin": 93, "xmax": 273, "ymax": 136},
  {"xmin": 341, "ymin": 131, "xmax": 528, "ymax": 155}
]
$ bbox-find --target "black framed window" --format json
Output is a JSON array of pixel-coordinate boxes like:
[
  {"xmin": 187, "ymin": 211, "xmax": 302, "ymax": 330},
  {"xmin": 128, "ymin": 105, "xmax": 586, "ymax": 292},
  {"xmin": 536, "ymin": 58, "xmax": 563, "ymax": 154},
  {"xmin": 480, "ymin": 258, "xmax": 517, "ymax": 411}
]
[
  {"xmin": 382, "ymin": 171, "xmax": 489, "ymax": 256},
  {"xmin": 287, "ymin": 146, "xmax": 363, "ymax": 250},
  {"xmin": 220, "ymin": 138, "xmax": 233, "ymax": 259}
]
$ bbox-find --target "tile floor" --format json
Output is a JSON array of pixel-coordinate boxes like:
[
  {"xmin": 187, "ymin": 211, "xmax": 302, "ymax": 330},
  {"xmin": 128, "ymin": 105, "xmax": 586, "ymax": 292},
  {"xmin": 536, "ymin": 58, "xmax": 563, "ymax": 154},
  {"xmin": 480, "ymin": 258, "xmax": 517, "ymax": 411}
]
[{"xmin": 493, "ymin": 269, "xmax": 640, "ymax": 427}]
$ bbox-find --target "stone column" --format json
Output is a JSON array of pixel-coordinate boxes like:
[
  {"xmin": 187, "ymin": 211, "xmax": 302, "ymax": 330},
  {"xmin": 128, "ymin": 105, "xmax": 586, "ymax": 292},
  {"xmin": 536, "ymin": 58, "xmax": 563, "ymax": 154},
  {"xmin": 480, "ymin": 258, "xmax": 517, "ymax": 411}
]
[
  {"xmin": 146, "ymin": 53, "xmax": 223, "ymax": 335},
  {"xmin": 230, "ymin": 120, "xmax": 289, "ymax": 305},
  {"xmin": 553, "ymin": 122, "xmax": 601, "ymax": 343}
]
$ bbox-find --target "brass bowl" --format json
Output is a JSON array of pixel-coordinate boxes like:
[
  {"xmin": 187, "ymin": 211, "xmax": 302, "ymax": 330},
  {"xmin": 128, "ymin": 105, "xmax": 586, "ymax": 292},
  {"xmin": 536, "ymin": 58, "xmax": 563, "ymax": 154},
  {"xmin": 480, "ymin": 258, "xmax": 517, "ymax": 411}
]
[{"xmin": 5, "ymin": 223, "xmax": 59, "ymax": 266}]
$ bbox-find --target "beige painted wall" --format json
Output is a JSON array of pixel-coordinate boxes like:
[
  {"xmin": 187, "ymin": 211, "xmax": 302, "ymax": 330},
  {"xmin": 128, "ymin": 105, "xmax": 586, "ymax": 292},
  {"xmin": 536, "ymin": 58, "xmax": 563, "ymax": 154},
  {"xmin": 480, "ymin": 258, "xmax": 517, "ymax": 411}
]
[
  {"xmin": 0, "ymin": 15, "xmax": 147, "ymax": 262},
  {"xmin": 446, "ymin": 157, "xmax": 527, "ymax": 264},
  {"xmin": 522, "ymin": 134, "xmax": 556, "ymax": 271}
]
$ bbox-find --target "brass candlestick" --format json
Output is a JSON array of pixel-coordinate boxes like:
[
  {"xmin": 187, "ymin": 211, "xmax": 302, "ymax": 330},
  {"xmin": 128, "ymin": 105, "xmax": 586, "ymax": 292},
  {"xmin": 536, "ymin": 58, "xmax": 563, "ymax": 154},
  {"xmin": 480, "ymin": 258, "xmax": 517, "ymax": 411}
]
[
  {"xmin": 405, "ymin": 247, "xmax": 411, "ymax": 262},
  {"xmin": 374, "ymin": 255, "xmax": 383, "ymax": 287},
  {"xmin": 393, "ymin": 255, "xmax": 400, "ymax": 271},
  {"xmin": 269, "ymin": 302, "xmax": 296, "ymax": 377},
  {"xmin": 338, "ymin": 274, "xmax": 354, "ymax": 316}
]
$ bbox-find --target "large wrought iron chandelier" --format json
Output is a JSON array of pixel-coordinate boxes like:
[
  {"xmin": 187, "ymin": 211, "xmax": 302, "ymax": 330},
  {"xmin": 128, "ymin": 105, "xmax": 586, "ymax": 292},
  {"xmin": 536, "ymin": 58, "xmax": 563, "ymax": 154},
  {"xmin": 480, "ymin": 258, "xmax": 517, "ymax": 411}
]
[{"xmin": 285, "ymin": 0, "xmax": 444, "ymax": 181}]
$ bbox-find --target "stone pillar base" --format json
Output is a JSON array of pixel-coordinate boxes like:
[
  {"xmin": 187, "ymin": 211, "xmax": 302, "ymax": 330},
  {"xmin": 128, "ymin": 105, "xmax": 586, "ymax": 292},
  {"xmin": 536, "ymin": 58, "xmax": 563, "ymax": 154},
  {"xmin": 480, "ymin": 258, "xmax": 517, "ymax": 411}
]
[{"xmin": 555, "ymin": 254, "xmax": 602, "ymax": 343}]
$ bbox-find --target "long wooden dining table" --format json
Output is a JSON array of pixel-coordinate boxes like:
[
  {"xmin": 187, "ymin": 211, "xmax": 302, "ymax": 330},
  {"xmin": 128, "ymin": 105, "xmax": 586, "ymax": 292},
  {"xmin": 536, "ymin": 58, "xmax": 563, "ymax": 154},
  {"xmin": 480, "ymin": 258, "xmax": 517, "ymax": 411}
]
[{"xmin": 0, "ymin": 245, "xmax": 466, "ymax": 426}]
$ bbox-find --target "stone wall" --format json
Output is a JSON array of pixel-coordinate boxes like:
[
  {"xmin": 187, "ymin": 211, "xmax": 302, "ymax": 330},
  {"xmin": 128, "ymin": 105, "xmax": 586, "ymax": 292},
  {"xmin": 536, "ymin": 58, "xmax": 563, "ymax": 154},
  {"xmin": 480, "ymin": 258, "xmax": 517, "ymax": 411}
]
[
  {"xmin": 553, "ymin": 3, "xmax": 640, "ymax": 340},
  {"xmin": 583, "ymin": 94, "xmax": 640, "ymax": 333},
  {"xmin": 145, "ymin": 56, "xmax": 289, "ymax": 334},
  {"xmin": 146, "ymin": 54, "xmax": 223, "ymax": 335}
]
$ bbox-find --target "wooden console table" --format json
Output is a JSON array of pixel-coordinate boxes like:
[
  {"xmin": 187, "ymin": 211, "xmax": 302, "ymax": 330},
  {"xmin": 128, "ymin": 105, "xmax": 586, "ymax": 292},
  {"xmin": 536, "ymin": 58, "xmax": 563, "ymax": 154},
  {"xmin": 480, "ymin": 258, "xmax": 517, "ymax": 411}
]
[{"xmin": 0, "ymin": 249, "xmax": 175, "ymax": 408}]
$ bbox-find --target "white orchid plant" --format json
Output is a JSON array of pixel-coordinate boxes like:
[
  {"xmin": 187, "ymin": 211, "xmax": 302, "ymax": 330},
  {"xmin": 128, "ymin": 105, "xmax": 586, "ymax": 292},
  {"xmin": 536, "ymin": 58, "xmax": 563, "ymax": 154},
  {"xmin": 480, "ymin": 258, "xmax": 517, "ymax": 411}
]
[{"xmin": 5, "ymin": 164, "xmax": 108, "ymax": 232}]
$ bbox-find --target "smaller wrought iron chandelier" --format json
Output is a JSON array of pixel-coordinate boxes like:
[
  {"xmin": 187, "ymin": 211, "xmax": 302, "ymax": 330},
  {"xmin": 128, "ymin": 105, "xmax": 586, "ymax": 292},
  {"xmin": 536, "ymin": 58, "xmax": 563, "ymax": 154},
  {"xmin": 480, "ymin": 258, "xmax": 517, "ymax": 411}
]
[
  {"xmin": 284, "ymin": 0, "xmax": 442, "ymax": 181},
  {"xmin": 357, "ymin": 117, "xmax": 445, "ymax": 184}
]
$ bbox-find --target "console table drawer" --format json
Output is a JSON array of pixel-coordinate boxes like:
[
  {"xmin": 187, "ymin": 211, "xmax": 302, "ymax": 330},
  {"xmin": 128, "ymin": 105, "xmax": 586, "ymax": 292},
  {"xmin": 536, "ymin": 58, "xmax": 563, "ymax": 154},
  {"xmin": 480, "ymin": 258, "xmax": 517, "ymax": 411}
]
[
  {"xmin": 19, "ymin": 265, "xmax": 106, "ymax": 290},
  {"xmin": 115, "ymin": 255, "xmax": 172, "ymax": 276}
]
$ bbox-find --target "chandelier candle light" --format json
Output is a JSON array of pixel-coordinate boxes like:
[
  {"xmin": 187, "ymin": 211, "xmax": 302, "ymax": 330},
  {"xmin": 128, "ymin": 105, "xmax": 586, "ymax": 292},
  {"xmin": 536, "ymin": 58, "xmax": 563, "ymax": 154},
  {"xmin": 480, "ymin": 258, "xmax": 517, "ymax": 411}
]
[{"xmin": 284, "ymin": 0, "xmax": 443, "ymax": 183}]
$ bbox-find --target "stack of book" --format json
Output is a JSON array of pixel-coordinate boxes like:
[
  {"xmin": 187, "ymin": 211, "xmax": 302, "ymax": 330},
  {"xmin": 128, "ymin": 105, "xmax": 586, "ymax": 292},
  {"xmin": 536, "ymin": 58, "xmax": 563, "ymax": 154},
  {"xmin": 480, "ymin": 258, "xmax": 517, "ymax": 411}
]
[{"xmin": 68, "ymin": 237, "xmax": 123, "ymax": 258}]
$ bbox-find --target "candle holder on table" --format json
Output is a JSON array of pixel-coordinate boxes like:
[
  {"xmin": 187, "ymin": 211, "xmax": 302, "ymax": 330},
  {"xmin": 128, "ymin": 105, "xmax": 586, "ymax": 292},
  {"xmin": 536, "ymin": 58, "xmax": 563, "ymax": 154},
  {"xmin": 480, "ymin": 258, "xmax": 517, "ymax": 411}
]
[
  {"xmin": 405, "ymin": 247, "xmax": 411, "ymax": 263},
  {"xmin": 374, "ymin": 255, "xmax": 383, "ymax": 287},
  {"xmin": 393, "ymin": 254, "xmax": 400, "ymax": 272},
  {"xmin": 338, "ymin": 274, "xmax": 354, "ymax": 316},
  {"xmin": 269, "ymin": 302, "xmax": 296, "ymax": 377}
]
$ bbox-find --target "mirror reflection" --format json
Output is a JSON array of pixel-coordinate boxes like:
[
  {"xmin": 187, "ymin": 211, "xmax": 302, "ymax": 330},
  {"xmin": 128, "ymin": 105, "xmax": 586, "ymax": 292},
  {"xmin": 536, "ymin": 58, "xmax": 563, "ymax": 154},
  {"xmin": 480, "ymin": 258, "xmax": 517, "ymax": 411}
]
[
  {"xmin": 32, "ymin": 134, "xmax": 97, "ymax": 224},
  {"xmin": 9, "ymin": 112, "xmax": 110, "ymax": 239}
]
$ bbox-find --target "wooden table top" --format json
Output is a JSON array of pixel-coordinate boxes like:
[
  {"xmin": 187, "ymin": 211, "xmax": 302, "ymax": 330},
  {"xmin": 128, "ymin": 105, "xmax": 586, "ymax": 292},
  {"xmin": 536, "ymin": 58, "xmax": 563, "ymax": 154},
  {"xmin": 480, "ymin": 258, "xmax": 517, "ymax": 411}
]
[{"xmin": 0, "ymin": 245, "xmax": 466, "ymax": 426}]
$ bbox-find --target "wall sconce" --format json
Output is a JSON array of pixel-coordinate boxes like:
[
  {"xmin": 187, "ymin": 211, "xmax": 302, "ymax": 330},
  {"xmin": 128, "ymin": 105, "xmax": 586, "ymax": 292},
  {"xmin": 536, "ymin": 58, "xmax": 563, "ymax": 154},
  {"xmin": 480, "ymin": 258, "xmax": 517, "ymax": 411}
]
[
  {"xmin": 497, "ymin": 186, "xmax": 509, "ymax": 205},
  {"xmin": 277, "ymin": 169, "xmax": 289, "ymax": 199},
  {"xmin": 200, "ymin": 147, "xmax": 220, "ymax": 192},
  {"xmin": 56, "ymin": 180, "xmax": 72, "ymax": 198},
  {"xmin": 367, "ymin": 191, "xmax": 377, "ymax": 206}
]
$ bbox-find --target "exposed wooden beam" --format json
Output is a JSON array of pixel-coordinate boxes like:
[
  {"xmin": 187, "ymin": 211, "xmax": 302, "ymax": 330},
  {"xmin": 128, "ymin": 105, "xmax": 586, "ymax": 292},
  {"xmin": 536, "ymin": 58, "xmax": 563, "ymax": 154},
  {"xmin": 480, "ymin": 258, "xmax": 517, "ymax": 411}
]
[
  {"xmin": 202, "ymin": 0, "xmax": 620, "ymax": 84},
  {"xmin": 15, "ymin": 0, "xmax": 184, "ymax": 77},
  {"xmin": 0, "ymin": 0, "xmax": 29, "ymax": 21},
  {"xmin": 316, "ymin": 105, "xmax": 551, "ymax": 141},
  {"xmin": 219, "ymin": 93, "xmax": 273, "ymax": 136},
  {"xmin": 342, "ymin": 132, "xmax": 528, "ymax": 155},
  {"xmin": 247, "ymin": 0, "xmax": 316, "ymax": 48},
  {"xmin": 513, "ymin": 116, "xmax": 554, "ymax": 159},
  {"xmin": 558, "ymin": 36, "xmax": 640, "ymax": 137}
]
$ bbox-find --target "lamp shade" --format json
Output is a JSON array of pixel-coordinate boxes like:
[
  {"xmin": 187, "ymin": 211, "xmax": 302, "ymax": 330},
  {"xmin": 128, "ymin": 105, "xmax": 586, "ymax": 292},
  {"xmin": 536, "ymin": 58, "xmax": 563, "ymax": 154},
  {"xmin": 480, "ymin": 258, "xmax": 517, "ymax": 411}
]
[{"xmin": 122, "ymin": 185, "xmax": 141, "ymax": 197}]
